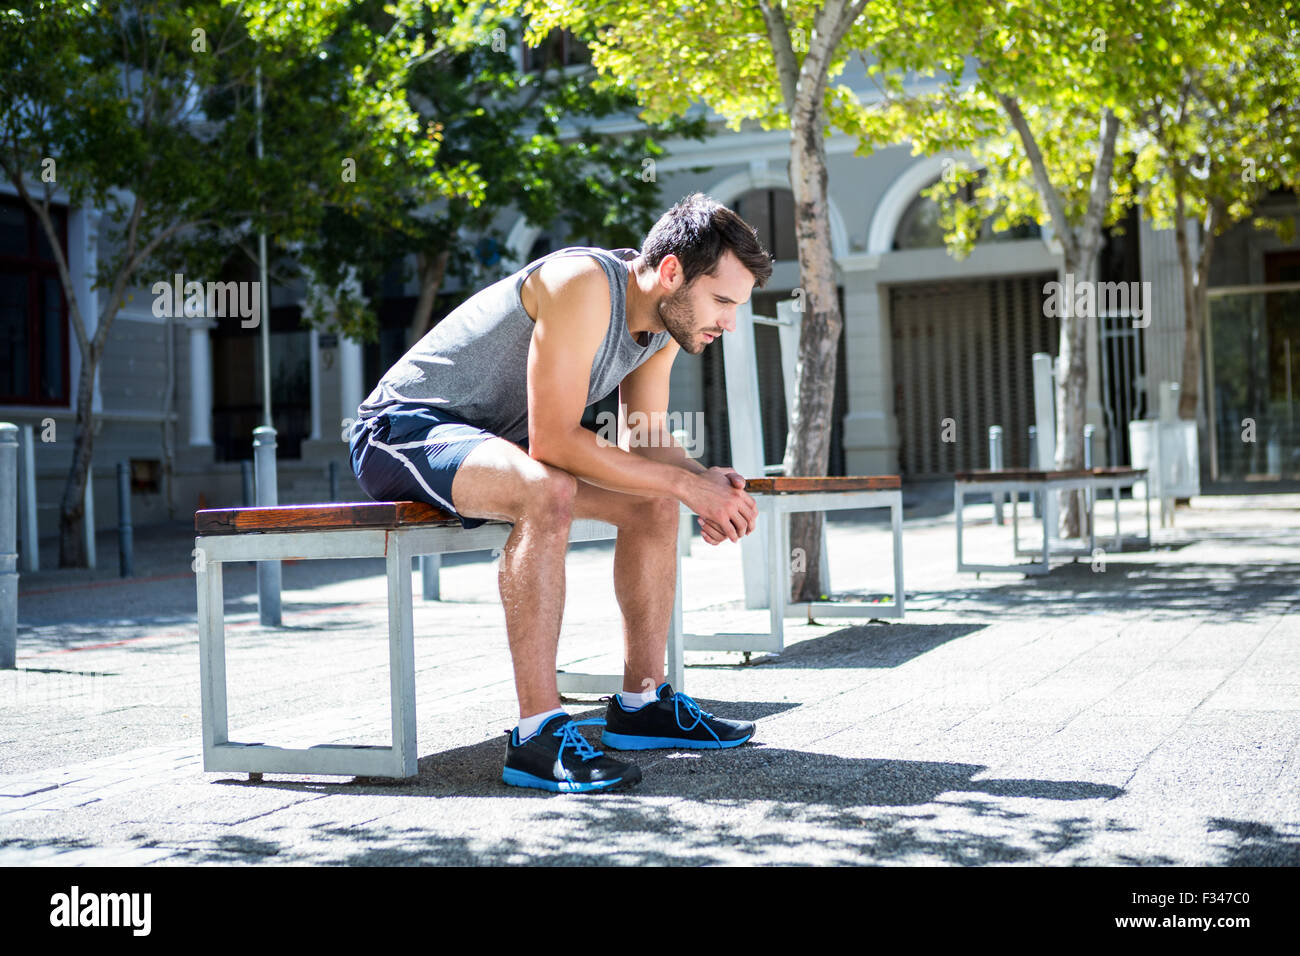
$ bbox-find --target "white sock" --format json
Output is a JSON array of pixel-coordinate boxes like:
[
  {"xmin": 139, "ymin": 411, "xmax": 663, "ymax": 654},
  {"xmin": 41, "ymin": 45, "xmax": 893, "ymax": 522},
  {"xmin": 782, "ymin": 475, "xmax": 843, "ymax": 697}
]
[
  {"xmin": 618, "ymin": 688, "xmax": 659, "ymax": 709},
  {"xmin": 516, "ymin": 707, "xmax": 567, "ymax": 742}
]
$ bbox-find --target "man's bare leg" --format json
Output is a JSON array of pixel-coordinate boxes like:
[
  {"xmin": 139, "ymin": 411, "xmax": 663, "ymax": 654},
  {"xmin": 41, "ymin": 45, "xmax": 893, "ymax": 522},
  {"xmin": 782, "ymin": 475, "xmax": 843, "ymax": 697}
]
[
  {"xmin": 572, "ymin": 484, "xmax": 678, "ymax": 694},
  {"xmin": 451, "ymin": 438, "xmax": 681, "ymax": 714},
  {"xmin": 450, "ymin": 438, "xmax": 576, "ymax": 718}
]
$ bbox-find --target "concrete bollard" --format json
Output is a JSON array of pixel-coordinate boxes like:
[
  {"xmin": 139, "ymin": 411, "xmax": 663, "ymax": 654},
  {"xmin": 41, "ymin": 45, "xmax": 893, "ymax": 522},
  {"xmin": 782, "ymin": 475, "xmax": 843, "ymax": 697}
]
[
  {"xmin": 19, "ymin": 424, "xmax": 37, "ymax": 572},
  {"xmin": 1, "ymin": 423, "xmax": 18, "ymax": 669},
  {"xmin": 253, "ymin": 426, "xmax": 282, "ymax": 626},
  {"xmin": 419, "ymin": 554, "xmax": 440, "ymax": 601},
  {"xmin": 989, "ymin": 425, "xmax": 1004, "ymax": 526},
  {"xmin": 1028, "ymin": 426, "xmax": 1041, "ymax": 518},
  {"xmin": 83, "ymin": 466, "xmax": 96, "ymax": 570},
  {"xmin": 1084, "ymin": 424, "xmax": 1096, "ymax": 538},
  {"xmin": 117, "ymin": 461, "xmax": 133, "ymax": 578}
]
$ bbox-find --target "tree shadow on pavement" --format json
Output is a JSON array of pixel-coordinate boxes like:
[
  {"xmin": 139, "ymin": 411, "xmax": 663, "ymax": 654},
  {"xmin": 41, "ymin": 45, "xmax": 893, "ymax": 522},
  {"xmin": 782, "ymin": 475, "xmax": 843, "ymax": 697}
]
[
  {"xmin": 751, "ymin": 622, "xmax": 985, "ymax": 670},
  {"xmin": 183, "ymin": 711, "xmax": 1149, "ymax": 866},
  {"xmin": 1207, "ymin": 818, "xmax": 1300, "ymax": 866},
  {"xmin": 881, "ymin": 558, "xmax": 1300, "ymax": 623}
]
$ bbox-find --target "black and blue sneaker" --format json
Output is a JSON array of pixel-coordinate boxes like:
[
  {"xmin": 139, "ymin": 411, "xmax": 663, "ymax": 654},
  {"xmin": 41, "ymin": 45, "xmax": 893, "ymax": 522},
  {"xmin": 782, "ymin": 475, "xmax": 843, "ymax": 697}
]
[
  {"xmin": 601, "ymin": 683, "xmax": 755, "ymax": 750},
  {"xmin": 502, "ymin": 714, "xmax": 642, "ymax": 793}
]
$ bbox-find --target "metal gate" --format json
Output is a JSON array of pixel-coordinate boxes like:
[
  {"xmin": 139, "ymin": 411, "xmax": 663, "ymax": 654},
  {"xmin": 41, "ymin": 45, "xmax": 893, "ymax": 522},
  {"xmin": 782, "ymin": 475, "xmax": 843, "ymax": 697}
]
[
  {"xmin": 1099, "ymin": 314, "xmax": 1147, "ymax": 467},
  {"xmin": 890, "ymin": 274, "xmax": 1058, "ymax": 478}
]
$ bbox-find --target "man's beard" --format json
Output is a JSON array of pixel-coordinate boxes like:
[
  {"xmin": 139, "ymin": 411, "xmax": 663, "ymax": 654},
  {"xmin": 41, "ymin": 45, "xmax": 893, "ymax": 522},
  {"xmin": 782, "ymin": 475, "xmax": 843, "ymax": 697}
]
[{"xmin": 657, "ymin": 285, "xmax": 703, "ymax": 354}]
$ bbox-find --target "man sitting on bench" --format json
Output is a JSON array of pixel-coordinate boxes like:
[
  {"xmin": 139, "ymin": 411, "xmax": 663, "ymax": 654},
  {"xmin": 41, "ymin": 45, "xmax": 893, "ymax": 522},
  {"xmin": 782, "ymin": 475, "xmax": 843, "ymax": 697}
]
[{"xmin": 348, "ymin": 193, "xmax": 773, "ymax": 792}]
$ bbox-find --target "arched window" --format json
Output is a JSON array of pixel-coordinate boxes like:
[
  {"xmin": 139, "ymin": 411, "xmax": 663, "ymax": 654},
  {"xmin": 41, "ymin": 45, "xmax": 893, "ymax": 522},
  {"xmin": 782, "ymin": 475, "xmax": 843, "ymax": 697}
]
[
  {"xmin": 731, "ymin": 188, "xmax": 798, "ymax": 261},
  {"xmin": 893, "ymin": 175, "xmax": 1042, "ymax": 251}
]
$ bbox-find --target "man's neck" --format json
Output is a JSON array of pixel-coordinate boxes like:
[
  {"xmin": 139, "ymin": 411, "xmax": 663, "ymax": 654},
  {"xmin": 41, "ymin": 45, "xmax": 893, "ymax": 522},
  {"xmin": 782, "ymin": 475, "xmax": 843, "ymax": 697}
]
[{"xmin": 623, "ymin": 255, "xmax": 665, "ymax": 342}]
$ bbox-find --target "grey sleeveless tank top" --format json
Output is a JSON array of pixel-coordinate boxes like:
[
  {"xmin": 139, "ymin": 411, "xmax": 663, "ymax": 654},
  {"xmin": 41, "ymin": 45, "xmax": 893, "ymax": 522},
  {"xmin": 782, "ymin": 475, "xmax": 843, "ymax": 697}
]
[{"xmin": 357, "ymin": 246, "xmax": 673, "ymax": 444}]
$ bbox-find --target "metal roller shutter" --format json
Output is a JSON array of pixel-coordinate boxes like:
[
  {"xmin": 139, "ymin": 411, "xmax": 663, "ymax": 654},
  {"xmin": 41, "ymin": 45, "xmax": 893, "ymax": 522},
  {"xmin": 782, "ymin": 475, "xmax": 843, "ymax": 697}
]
[{"xmin": 890, "ymin": 273, "xmax": 1058, "ymax": 478}]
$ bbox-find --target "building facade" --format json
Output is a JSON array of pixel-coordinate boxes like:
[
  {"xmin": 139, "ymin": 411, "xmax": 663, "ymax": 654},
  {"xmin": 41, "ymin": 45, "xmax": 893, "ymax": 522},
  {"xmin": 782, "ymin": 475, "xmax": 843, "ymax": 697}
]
[{"xmin": 4, "ymin": 45, "xmax": 1298, "ymax": 552}]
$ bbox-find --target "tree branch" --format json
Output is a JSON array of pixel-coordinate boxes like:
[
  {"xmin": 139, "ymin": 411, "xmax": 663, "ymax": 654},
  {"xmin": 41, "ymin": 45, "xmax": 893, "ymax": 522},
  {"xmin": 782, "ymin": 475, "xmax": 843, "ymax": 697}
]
[
  {"xmin": 996, "ymin": 90, "xmax": 1079, "ymax": 263},
  {"xmin": 0, "ymin": 152, "xmax": 92, "ymax": 359},
  {"xmin": 756, "ymin": 0, "xmax": 799, "ymax": 113},
  {"xmin": 1079, "ymin": 107, "xmax": 1120, "ymax": 265}
]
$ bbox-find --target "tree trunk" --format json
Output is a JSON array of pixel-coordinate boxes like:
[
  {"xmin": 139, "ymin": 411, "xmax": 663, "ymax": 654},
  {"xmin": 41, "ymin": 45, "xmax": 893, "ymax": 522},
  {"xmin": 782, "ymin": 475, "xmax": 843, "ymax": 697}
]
[
  {"xmin": 997, "ymin": 97, "xmax": 1117, "ymax": 541},
  {"xmin": 785, "ymin": 93, "xmax": 841, "ymax": 604},
  {"xmin": 408, "ymin": 248, "xmax": 450, "ymax": 347},
  {"xmin": 58, "ymin": 346, "xmax": 99, "ymax": 568},
  {"xmin": 1172, "ymin": 193, "xmax": 1219, "ymax": 422},
  {"xmin": 1054, "ymin": 253, "xmax": 1093, "ymax": 538}
]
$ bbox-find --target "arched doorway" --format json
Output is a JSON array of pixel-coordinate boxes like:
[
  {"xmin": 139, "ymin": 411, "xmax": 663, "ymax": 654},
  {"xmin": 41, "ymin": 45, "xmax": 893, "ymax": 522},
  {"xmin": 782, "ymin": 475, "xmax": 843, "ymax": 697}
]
[{"xmin": 701, "ymin": 185, "xmax": 848, "ymax": 475}]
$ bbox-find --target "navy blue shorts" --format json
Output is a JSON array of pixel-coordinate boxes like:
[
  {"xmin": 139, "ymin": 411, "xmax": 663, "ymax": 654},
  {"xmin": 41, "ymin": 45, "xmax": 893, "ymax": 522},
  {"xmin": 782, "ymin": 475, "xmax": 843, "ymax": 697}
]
[{"xmin": 348, "ymin": 402, "xmax": 526, "ymax": 530}]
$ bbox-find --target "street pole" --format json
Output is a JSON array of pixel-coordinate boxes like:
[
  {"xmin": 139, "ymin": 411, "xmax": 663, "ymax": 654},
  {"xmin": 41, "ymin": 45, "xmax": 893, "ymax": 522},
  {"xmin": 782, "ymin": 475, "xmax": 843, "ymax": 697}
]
[{"xmin": 254, "ymin": 64, "xmax": 281, "ymax": 625}]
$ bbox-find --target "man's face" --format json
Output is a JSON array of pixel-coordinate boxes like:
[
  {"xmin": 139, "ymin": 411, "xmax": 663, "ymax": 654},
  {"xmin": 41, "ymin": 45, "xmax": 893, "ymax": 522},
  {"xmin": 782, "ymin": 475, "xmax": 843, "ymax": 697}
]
[{"xmin": 657, "ymin": 250, "xmax": 755, "ymax": 355}]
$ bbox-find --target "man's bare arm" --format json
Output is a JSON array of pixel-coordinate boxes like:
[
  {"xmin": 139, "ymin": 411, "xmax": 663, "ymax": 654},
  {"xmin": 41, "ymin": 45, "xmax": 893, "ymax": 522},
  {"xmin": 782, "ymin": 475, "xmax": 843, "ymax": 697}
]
[
  {"xmin": 615, "ymin": 339, "xmax": 708, "ymax": 476},
  {"xmin": 525, "ymin": 264, "xmax": 694, "ymax": 500},
  {"xmin": 525, "ymin": 262, "xmax": 755, "ymax": 540}
]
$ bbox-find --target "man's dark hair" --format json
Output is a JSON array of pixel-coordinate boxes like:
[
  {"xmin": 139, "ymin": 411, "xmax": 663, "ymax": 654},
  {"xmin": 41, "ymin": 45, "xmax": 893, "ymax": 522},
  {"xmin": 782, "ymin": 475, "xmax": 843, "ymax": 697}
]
[{"xmin": 639, "ymin": 193, "xmax": 773, "ymax": 289}]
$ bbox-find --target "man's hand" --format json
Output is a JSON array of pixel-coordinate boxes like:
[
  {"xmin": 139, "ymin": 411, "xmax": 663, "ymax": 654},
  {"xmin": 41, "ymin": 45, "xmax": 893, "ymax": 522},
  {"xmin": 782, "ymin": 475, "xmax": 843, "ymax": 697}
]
[{"xmin": 683, "ymin": 467, "xmax": 757, "ymax": 545}]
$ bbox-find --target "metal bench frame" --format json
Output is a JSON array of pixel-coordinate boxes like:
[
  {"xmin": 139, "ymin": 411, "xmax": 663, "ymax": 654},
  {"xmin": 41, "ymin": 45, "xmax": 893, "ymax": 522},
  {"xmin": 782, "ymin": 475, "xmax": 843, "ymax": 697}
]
[
  {"xmin": 680, "ymin": 487, "xmax": 905, "ymax": 657},
  {"xmin": 195, "ymin": 516, "xmax": 676, "ymax": 780},
  {"xmin": 1010, "ymin": 469, "xmax": 1152, "ymax": 559},
  {"xmin": 955, "ymin": 469, "xmax": 1151, "ymax": 576}
]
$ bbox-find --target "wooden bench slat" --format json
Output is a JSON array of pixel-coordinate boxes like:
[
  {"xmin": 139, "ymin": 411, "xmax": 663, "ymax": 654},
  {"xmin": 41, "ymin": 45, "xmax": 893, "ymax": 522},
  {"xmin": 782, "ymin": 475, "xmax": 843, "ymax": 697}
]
[
  {"xmin": 955, "ymin": 467, "xmax": 1147, "ymax": 482},
  {"xmin": 954, "ymin": 468, "xmax": 1094, "ymax": 482},
  {"xmin": 196, "ymin": 475, "xmax": 905, "ymax": 534},
  {"xmin": 743, "ymin": 475, "xmax": 900, "ymax": 493},
  {"xmin": 195, "ymin": 501, "xmax": 464, "ymax": 534}
]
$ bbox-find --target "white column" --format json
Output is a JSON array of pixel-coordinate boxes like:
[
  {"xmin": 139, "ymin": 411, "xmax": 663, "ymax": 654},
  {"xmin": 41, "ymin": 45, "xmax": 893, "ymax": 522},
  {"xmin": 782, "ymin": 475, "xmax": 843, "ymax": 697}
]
[
  {"xmin": 308, "ymin": 327, "xmax": 322, "ymax": 440},
  {"xmin": 67, "ymin": 207, "xmax": 102, "ymax": 415},
  {"xmin": 187, "ymin": 318, "xmax": 215, "ymax": 446},
  {"xmin": 721, "ymin": 302, "xmax": 769, "ymax": 609},
  {"xmin": 339, "ymin": 336, "xmax": 364, "ymax": 424}
]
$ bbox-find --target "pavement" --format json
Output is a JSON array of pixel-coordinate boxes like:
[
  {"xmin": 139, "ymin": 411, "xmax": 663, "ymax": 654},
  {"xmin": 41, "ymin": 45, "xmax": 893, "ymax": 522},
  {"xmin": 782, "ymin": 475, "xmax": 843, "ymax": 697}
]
[{"xmin": 1, "ymin": 487, "xmax": 1298, "ymax": 866}]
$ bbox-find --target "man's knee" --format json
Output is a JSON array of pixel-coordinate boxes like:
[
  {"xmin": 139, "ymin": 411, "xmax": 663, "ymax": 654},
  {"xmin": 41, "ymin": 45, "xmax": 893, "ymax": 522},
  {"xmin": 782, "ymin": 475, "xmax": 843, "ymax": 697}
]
[
  {"xmin": 520, "ymin": 465, "xmax": 577, "ymax": 529},
  {"xmin": 622, "ymin": 493, "xmax": 679, "ymax": 535}
]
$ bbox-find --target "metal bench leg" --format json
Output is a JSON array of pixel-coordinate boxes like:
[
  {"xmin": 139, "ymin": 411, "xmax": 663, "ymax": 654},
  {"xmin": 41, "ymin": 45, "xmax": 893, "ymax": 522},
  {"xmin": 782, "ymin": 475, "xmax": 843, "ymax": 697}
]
[
  {"xmin": 668, "ymin": 546, "xmax": 685, "ymax": 691},
  {"xmin": 197, "ymin": 552, "xmax": 229, "ymax": 756},
  {"xmin": 768, "ymin": 503, "xmax": 785, "ymax": 651},
  {"xmin": 954, "ymin": 483, "xmax": 964, "ymax": 571},
  {"xmin": 1087, "ymin": 487, "xmax": 1096, "ymax": 556},
  {"xmin": 1113, "ymin": 482, "xmax": 1122, "ymax": 550},
  {"xmin": 419, "ymin": 553, "xmax": 440, "ymax": 600},
  {"xmin": 386, "ymin": 533, "xmax": 418, "ymax": 778},
  {"xmin": 1040, "ymin": 496, "xmax": 1050, "ymax": 573},
  {"xmin": 891, "ymin": 495, "xmax": 905, "ymax": 613},
  {"xmin": 1144, "ymin": 481, "xmax": 1152, "ymax": 542},
  {"xmin": 1011, "ymin": 488, "xmax": 1019, "ymax": 554}
]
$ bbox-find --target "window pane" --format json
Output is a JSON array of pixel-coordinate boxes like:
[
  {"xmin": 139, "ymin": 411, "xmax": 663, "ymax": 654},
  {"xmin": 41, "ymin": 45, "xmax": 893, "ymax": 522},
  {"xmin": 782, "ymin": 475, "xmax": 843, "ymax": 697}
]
[
  {"xmin": 0, "ymin": 204, "xmax": 27, "ymax": 257},
  {"xmin": 893, "ymin": 185, "xmax": 946, "ymax": 249},
  {"xmin": 0, "ymin": 272, "xmax": 30, "ymax": 398},
  {"xmin": 41, "ymin": 276, "xmax": 65, "ymax": 400},
  {"xmin": 771, "ymin": 189, "xmax": 797, "ymax": 261},
  {"xmin": 35, "ymin": 207, "xmax": 65, "ymax": 262},
  {"xmin": 734, "ymin": 191, "xmax": 772, "ymax": 256}
]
